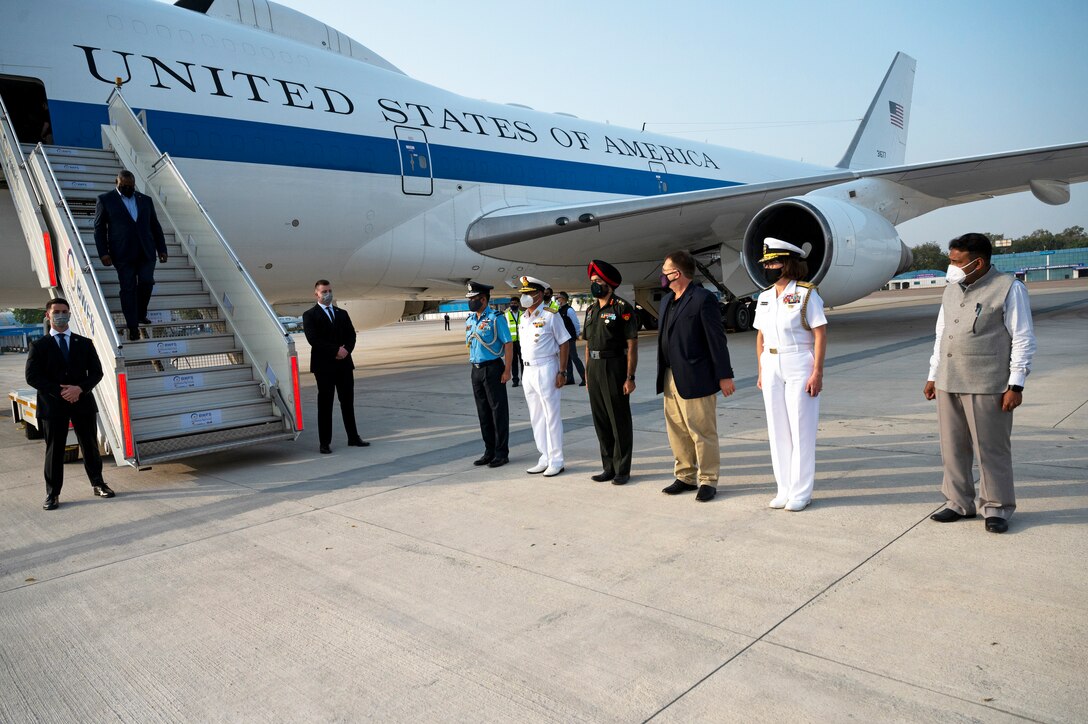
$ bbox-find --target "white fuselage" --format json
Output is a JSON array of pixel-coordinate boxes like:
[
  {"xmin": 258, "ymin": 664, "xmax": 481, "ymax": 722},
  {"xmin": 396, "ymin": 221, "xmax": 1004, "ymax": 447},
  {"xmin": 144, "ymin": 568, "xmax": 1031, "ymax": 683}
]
[{"xmin": 0, "ymin": 0, "xmax": 832, "ymax": 310}]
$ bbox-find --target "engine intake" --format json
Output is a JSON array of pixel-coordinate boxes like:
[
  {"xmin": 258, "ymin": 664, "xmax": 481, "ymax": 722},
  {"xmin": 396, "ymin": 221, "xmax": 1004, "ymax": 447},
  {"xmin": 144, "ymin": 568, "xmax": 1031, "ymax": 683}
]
[{"xmin": 742, "ymin": 196, "xmax": 913, "ymax": 307}]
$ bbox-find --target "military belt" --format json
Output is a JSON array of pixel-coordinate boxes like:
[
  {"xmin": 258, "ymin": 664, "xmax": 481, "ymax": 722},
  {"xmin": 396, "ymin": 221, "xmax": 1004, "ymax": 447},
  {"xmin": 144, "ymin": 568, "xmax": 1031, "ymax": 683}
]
[{"xmin": 589, "ymin": 350, "xmax": 626, "ymax": 359}]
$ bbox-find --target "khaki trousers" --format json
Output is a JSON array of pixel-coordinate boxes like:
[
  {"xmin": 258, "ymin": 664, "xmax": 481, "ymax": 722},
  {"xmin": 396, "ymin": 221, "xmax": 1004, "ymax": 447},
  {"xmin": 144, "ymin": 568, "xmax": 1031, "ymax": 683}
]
[
  {"xmin": 936, "ymin": 390, "xmax": 1016, "ymax": 519},
  {"xmin": 663, "ymin": 369, "xmax": 720, "ymax": 486}
]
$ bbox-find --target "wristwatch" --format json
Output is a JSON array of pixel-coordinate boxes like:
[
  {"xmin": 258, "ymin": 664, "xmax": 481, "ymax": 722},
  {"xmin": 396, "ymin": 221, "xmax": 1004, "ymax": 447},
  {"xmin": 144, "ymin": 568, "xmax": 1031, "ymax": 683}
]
[
  {"xmin": 627, "ymin": 375, "xmax": 635, "ymax": 381},
  {"xmin": 1008, "ymin": 384, "xmax": 1023, "ymax": 393}
]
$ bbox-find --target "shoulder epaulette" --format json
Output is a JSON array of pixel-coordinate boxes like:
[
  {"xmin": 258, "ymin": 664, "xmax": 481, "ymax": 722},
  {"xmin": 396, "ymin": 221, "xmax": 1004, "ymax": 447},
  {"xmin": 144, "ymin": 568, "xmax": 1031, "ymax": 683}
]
[
  {"xmin": 798, "ymin": 281, "xmax": 816, "ymax": 289},
  {"xmin": 543, "ymin": 306, "xmax": 556, "ymax": 314}
]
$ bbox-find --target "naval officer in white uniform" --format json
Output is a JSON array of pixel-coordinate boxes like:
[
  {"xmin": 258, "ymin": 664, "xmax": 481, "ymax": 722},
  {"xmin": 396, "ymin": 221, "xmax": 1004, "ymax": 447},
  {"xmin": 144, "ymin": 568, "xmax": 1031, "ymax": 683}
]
[
  {"xmin": 753, "ymin": 238, "xmax": 828, "ymax": 511},
  {"xmin": 517, "ymin": 276, "xmax": 570, "ymax": 476}
]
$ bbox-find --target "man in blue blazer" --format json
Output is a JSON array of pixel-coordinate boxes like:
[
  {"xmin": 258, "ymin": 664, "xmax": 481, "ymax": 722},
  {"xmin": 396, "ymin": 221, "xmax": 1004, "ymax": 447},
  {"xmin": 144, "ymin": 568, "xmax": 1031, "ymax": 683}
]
[
  {"xmin": 655, "ymin": 250, "xmax": 736, "ymax": 502},
  {"xmin": 25, "ymin": 298, "xmax": 114, "ymax": 510},
  {"xmin": 94, "ymin": 170, "xmax": 168, "ymax": 341}
]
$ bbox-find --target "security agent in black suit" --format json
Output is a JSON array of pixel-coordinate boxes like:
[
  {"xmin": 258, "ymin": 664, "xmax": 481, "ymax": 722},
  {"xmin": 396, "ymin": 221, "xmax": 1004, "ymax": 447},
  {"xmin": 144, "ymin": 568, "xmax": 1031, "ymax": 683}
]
[
  {"xmin": 302, "ymin": 280, "xmax": 368, "ymax": 454},
  {"xmin": 94, "ymin": 170, "xmax": 168, "ymax": 341},
  {"xmin": 25, "ymin": 298, "xmax": 114, "ymax": 510}
]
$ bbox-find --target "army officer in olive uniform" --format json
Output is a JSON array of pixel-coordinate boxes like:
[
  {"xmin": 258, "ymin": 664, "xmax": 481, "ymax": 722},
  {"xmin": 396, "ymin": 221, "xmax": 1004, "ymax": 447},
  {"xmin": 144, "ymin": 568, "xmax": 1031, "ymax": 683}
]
[{"xmin": 583, "ymin": 260, "xmax": 640, "ymax": 485}]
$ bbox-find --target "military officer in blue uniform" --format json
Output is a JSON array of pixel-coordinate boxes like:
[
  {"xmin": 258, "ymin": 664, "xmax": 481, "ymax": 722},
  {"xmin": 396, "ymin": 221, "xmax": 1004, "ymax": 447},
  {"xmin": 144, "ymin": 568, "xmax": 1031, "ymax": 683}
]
[{"xmin": 465, "ymin": 281, "xmax": 513, "ymax": 468}]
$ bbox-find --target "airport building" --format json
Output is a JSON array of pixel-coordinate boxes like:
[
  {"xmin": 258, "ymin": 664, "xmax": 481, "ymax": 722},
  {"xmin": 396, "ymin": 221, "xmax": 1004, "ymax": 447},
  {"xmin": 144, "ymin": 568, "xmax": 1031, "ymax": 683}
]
[{"xmin": 885, "ymin": 247, "xmax": 1088, "ymax": 290}]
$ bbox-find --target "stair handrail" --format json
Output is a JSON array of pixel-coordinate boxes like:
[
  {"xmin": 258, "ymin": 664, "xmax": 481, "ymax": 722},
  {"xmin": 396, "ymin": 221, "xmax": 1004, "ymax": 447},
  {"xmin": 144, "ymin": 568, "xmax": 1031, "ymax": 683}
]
[
  {"xmin": 0, "ymin": 94, "xmax": 54, "ymax": 289},
  {"xmin": 102, "ymin": 88, "xmax": 301, "ymax": 432}
]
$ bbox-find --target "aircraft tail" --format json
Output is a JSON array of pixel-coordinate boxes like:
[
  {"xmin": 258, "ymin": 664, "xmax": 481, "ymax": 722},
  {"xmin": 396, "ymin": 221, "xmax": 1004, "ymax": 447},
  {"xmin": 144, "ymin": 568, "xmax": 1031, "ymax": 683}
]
[{"xmin": 837, "ymin": 52, "xmax": 916, "ymax": 170}]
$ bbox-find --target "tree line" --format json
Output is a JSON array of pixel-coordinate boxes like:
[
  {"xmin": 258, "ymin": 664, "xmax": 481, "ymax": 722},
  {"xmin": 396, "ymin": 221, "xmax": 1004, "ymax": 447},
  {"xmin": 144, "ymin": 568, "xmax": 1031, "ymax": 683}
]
[{"xmin": 909, "ymin": 226, "xmax": 1087, "ymax": 272}]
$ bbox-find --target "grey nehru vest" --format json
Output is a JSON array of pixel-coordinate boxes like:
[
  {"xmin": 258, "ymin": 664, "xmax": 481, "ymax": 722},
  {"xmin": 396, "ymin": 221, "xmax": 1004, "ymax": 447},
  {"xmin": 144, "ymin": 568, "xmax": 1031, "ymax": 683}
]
[{"xmin": 936, "ymin": 266, "xmax": 1014, "ymax": 394}]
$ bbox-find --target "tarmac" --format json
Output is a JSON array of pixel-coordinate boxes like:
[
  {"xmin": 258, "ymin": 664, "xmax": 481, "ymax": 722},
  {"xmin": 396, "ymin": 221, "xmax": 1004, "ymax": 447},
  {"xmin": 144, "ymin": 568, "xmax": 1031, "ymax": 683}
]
[{"xmin": 1, "ymin": 281, "xmax": 1086, "ymax": 723}]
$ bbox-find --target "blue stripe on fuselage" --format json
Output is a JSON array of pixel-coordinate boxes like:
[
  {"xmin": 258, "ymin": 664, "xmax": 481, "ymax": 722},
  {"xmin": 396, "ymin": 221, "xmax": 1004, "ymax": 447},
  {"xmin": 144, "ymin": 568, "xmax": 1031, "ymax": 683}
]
[{"xmin": 49, "ymin": 100, "xmax": 742, "ymax": 196}]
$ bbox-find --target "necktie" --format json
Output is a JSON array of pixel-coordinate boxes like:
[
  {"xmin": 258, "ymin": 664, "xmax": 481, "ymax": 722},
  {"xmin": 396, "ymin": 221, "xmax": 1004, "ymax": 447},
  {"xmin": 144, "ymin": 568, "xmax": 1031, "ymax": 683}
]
[
  {"xmin": 326, "ymin": 306, "xmax": 335, "ymax": 323},
  {"xmin": 58, "ymin": 334, "xmax": 69, "ymax": 362}
]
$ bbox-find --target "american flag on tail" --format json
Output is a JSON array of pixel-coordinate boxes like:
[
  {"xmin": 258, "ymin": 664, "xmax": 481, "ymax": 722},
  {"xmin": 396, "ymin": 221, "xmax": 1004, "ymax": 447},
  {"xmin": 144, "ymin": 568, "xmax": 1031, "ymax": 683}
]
[{"xmin": 889, "ymin": 101, "xmax": 905, "ymax": 129}]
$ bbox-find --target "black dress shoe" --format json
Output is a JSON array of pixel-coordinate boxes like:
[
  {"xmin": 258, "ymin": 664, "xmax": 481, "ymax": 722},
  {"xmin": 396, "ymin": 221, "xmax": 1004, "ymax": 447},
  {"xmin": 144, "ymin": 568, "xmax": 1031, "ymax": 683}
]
[
  {"xmin": 139, "ymin": 317, "xmax": 152, "ymax": 325},
  {"xmin": 474, "ymin": 454, "xmax": 495, "ymax": 466},
  {"xmin": 985, "ymin": 517, "xmax": 1009, "ymax": 534},
  {"xmin": 591, "ymin": 471, "xmax": 615, "ymax": 482},
  {"xmin": 127, "ymin": 328, "xmax": 140, "ymax": 341},
  {"xmin": 662, "ymin": 480, "xmax": 698, "ymax": 495},
  {"xmin": 347, "ymin": 437, "xmax": 370, "ymax": 447},
  {"xmin": 92, "ymin": 484, "xmax": 115, "ymax": 498},
  {"xmin": 578, "ymin": 381, "xmax": 587, "ymax": 387},
  {"xmin": 43, "ymin": 496, "xmax": 59, "ymax": 510},
  {"xmin": 320, "ymin": 445, "xmax": 332, "ymax": 454},
  {"xmin": 487, "ymin": 458, "xmax": 509, "ymax": 468},
  {"xmin": 930, "ymin": 508, "xmax": 976, "ymax": 523},
  {"xmin": 611, "ymin": 475, "xmax": 630, "ymax": 486},
  {"xmin": 696, "ymin": 485, "xmax": 717, "ymax": 502}
]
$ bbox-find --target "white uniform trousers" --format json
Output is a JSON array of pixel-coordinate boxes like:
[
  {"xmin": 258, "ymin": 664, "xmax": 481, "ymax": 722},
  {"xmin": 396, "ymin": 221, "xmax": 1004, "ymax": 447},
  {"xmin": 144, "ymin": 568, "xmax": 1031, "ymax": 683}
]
[
  {"xmin": 522, "ymin": 357, "xmax": 564, "ymax": 467},
  {"xmin": 761, "ymin": 346, "xmax": 819, "ymax": 504}
]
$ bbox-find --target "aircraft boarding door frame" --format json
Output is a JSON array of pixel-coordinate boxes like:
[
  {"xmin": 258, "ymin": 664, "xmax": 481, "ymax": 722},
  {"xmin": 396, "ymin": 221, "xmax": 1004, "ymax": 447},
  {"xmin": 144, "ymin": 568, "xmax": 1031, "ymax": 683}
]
[
  {"xmin": 648, "ymin": 161, "xmax": 668, "ymax": 193},
  {"xmin": 395, "ymin": 126, "xmax": 433, "ymax": 196}
]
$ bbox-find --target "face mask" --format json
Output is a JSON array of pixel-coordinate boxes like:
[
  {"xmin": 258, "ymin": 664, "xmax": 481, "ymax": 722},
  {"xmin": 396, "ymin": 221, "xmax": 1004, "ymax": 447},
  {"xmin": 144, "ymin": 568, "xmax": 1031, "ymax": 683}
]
[
  {"xmin": 318, "ymin": 291, "xmax": 333, "ymax": 305},
  {"xmin": 509, "ymin": 305, "xmax": 519, "ymax": 313},
  {"xmin": 519, "ymin": 294, "xmax": 535, "ymax": 308},
  {"xmin": 945, "ymin": 258, "xmax": 978, "ymax": 285},
  {"xmin": 763, "ymin": 268, "xmax": 782, "ymax": 284},
  {"xmin": 590, "ymin": 282, "xmax": 610, "ymax": 299},
  {"xmin": 468, "ymin": 297, "xmax": 485, "ymax": 312},
  {"xmin": 659, "ymin": 273, "xmax": 675, "ymax": 289},
  {"xmin": 51, "ymin": 312, "xmax": 70, "ymax": 328},
  {"xmin": 118, "ymin": 184, "xmax": 135, "ymax": 198}
]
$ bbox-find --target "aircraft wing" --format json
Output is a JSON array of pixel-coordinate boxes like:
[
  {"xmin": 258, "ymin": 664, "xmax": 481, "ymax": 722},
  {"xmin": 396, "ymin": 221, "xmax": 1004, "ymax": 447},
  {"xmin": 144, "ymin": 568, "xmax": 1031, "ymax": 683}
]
[{"xmin": 465, "ymin": 141, "xmax": 1088, "ymax": 266}]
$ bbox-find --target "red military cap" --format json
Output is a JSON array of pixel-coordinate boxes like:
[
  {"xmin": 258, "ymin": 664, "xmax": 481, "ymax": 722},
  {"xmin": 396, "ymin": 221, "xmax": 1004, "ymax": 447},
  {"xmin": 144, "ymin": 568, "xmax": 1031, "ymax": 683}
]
[{"xmin": 587, "ymin": 259, "xmax": 621, "ymax": 288}]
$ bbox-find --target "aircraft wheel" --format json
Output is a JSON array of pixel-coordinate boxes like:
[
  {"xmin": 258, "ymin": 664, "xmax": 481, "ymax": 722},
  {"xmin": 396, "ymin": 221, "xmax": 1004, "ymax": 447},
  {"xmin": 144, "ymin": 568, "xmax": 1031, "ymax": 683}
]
[
  {"xmin": 725, "ymin": 300, "xmax": 753, "ymax": 333},
  {"xmin": 25, "ymin": 423, "xmax": 43, "ymax": 440}
]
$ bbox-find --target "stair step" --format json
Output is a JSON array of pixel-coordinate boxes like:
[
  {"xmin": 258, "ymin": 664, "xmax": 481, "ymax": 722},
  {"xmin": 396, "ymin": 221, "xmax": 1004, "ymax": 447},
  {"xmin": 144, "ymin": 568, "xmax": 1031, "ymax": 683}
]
[
  {"xmin": 102, "ymin": 279, "xmax": 206, "ymax": 297},
  {"xmin": 124, "ymin": 360, "xmax": 249, "ymax": 380},
  {"xmin": 132, "ymin": 402, "xmax": 278, "ymax": 440},
  {"xmin": 126, "ymin": 367, "xmax": 256, "ymax": 397},
  {"xmin": 122, "ymin": 333, "xmax": 239, "ymax": 361},
  {"xmin": 134, "ymin": 421, "xmax": 295, "ymax": 464},
  {"xmin": 39, "ymin": 145, "xmax": 120, "ymax": 163},
  {"xmin": 107, "ymin": 293, "xmax": 216, "ymax": 312},
  {"xmin": 130, "ymin": 383, "xmax": 265, "ymax": 416}
]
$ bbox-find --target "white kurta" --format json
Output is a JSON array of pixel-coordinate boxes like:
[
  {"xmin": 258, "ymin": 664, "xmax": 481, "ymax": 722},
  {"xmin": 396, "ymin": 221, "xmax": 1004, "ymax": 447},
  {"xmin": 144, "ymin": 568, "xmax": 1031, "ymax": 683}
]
[
  {"xmin": 753, "ymin": 281, "xmax": 828, "ymax": 505},
  {"xmin": 518, "ymin": 305, "xmax": 571, "ymax": 468}
]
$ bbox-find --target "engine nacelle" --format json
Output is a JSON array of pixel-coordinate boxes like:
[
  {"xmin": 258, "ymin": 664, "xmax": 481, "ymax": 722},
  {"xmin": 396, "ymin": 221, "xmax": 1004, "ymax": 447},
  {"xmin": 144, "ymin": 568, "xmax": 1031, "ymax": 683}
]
[{"xmin": 742, "ymin": 196, "xmax": 913, "ymax": 307}]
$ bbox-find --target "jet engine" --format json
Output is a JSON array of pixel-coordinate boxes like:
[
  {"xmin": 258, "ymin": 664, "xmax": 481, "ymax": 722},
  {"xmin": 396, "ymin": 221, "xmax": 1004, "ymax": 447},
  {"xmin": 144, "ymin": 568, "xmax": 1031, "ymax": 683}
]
[{"xmin": 742, "ymin": 196, "xmax": 913, "ymax": 307}]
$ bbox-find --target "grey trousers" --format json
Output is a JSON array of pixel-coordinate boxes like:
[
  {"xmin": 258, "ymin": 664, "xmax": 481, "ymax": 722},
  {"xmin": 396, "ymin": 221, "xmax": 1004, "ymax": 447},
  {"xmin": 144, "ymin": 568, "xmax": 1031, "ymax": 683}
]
[{"xmin": 936, "ymin": 390, "xmax": 1016, "ymax": 519}]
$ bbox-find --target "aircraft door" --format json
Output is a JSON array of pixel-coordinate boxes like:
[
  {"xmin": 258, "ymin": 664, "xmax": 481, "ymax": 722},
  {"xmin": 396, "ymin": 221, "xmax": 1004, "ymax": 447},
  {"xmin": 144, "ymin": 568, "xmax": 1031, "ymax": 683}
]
[
  {"xmin": 648, "ymin": 161, "xmax": 668, "ymax": 194},
  {"xmin": 394, "ymin": 126, "xmax": 433, "ymax": 196}
]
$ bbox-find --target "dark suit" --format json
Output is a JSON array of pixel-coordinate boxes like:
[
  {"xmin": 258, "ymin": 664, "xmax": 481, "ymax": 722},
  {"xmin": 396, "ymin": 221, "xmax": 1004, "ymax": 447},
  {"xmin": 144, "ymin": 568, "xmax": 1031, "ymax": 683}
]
[
  {"xmin": 302, "ymin": 304, "xmax": 360, "ymax": 446},
  {"xmin": 656, "ymin": 285, "xmax": 734, "ymax": 398},
  {"xmin": 655, "ymin": 284, "xmax": 734, "ymax": 486},
  {"xmin": 25, "ymin": 331, "xmax": 106, "ymax": 498},
  {"xmin": 94, "ymin": 189, "xmax": 167, "ymax": 331}
]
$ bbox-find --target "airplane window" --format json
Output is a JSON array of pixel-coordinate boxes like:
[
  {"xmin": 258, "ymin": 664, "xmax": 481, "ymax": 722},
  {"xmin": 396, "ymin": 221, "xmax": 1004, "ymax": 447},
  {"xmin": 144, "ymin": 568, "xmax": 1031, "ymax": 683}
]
[
  {"xmin": 419, "ymin": 157, "xmax": 428, "ymax": 170},
  {"xmin": 222, "ymin": 38, "xmax": 235, "ymax": 52},
  {"xmin": 242, "ymin": 43, "xmax": 256, "ymax": 56},
  {"xmin": 157, "ymin": 25, "xmax": 171, "ymax": 40},
  {"xmin": 133, "ymin": 20, "xmax": 148, "ymax": 34},
  {"xmin": 261, "ymin": 47, "xmax": 274, "ymax": 60},
  {"xmin": 107, "ymin": 15, "xmax": 123, "ymax": 30},
  {"xmin": 280, "ymin": 52, "xmax": 292, "ymax": 64},
  {"xmin": 180, "ymin": 30, "xmax": 194, "ymax": 43},
  {"xmin": 202, "ymin": 34, "xmax": 216, "ymax": 47}
]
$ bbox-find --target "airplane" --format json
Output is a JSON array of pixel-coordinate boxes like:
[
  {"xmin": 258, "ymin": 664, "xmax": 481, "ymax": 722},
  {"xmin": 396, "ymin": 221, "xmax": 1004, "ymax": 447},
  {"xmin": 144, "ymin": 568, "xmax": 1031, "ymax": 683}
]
[{"xmin": 2, "ymin": 0, "xmax": 1087, "ymax": 332}]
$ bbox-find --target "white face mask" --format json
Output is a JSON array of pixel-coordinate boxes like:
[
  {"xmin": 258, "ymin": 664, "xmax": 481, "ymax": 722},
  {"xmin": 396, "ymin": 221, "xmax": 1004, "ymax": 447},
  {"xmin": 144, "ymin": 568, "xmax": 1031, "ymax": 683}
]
[
  {"xmin": 519, "ymin": 293, "xmax": 535, "ymax": 308},
  {"xmin": 945, "ymin": 258, "xmax": 978, "ymax": 285}
]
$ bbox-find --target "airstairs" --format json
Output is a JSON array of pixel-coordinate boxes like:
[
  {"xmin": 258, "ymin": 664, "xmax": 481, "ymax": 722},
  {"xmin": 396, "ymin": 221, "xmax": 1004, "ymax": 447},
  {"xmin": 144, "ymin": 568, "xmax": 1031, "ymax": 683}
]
[{"xmin": 0, "ymin": 89, "xmax": 302, "ymax": 466}]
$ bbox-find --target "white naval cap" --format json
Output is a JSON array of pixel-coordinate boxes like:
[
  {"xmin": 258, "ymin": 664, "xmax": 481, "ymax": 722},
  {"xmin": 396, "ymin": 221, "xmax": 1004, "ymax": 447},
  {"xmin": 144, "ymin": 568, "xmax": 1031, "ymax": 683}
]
[
  {"xmin": 516, "ymin": 275, "xmax": 548, "ymax": 293},
  {"xmin": 759, "ymin": 237, "xmax": 809, "ymax": 263}
]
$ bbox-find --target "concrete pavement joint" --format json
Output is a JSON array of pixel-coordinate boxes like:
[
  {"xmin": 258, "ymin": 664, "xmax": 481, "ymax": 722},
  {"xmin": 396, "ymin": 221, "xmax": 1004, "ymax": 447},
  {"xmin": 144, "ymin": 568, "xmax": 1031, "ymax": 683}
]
[{"xmin": 640, "ymin": 506, "xmax": 943, "ymax": 722}]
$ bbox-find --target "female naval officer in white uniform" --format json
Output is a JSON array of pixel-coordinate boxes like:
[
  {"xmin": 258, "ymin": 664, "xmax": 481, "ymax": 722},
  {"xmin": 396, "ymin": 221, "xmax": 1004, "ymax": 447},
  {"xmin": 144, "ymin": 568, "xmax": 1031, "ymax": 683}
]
[{"xmin": 753, "ymin": 238, "xmax": 828, "ymax": 511}]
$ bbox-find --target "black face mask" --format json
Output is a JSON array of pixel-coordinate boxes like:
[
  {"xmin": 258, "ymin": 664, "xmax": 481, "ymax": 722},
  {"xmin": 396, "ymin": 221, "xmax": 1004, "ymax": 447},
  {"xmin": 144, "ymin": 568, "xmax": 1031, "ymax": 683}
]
[
  {"xmin": 118, "ymin": 185, "xmax": 135, "ymax": 198},
  {"xmin": 763, "ymin": 268, "xmax": 782, "ymax": 284},
  {"xmin": 468, "ymin": 297, "xmax": 485, "ymax": 312},
  {"xmin": 590, "ymin": 282, "xmax": 610, "ymax": 299}
]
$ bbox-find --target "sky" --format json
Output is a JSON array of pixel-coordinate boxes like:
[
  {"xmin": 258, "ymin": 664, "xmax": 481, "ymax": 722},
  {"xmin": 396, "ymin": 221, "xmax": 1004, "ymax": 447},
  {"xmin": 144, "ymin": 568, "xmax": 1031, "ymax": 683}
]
[{"xmin": 269, "ymin": 0, "xmax": 1086, "ymax": 248}]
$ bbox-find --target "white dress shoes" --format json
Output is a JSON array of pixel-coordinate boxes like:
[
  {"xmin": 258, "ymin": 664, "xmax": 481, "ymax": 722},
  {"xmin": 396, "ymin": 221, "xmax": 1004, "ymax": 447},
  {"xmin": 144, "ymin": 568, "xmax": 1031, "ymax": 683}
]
[
  {"xmin": 768, "ymin": 496, "xmax": 788, "ymax": 509},
  {"xmin": 785, "ymin": 499, "xmax": 810, "ymax": 512},
  {"xmin": 526, "ymin": 462, "xmax": 548, "ymax": 474},
  {"xmin": 542, "ymin": 466, "xmax": 564, "ymax": 477}
]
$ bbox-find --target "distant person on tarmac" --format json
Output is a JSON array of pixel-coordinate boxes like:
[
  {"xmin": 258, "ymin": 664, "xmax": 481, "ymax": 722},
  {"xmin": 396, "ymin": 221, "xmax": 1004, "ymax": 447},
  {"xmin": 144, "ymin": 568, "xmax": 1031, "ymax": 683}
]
[
  {"xmin": 93, "ymin": 170, "xmax": 167, "ymax": 341},
  {"xmin": 444, "ymin": 313, "xmax": 451, "ymax": 331}
]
